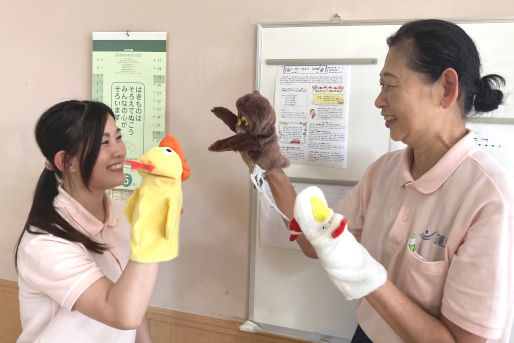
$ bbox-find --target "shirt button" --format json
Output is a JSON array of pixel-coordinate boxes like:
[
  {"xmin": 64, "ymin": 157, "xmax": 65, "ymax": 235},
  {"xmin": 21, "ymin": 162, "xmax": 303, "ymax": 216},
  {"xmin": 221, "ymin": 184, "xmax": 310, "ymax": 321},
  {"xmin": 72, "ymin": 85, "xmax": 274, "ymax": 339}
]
[{"xmin": 401, "ymin": 216, "xmax": 408, "ymax": 222}]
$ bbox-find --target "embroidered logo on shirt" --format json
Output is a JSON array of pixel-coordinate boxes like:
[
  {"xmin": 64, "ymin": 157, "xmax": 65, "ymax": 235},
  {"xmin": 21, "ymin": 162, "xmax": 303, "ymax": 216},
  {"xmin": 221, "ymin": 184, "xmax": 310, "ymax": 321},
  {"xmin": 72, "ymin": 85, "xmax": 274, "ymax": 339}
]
[
  {"xmin": 434, "ymin": 233, "xmax": 447, "ymax": 248},
  {"xmin": 419, "ymin": 229, "xmax": 447, "ymax": 248},
  {"xmin": 420, "ymin": 229, "xmax": 438, "ymax": 240}
]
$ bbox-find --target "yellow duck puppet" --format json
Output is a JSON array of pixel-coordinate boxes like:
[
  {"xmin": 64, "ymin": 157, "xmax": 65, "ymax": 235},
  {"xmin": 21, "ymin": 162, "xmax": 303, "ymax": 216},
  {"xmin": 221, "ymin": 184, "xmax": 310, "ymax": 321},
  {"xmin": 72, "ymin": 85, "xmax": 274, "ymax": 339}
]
[{"xmin": 124, "ymin": 135, "xmax": 191, "ymax": 263}]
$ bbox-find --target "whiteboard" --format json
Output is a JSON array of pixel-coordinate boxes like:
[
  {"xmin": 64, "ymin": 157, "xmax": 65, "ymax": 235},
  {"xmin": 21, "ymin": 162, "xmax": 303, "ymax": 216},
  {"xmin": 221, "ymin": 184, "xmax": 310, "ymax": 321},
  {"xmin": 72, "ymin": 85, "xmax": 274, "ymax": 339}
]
[{"xmin": 249, "ymin": 19, "xmax": 514, "ymax": 343}]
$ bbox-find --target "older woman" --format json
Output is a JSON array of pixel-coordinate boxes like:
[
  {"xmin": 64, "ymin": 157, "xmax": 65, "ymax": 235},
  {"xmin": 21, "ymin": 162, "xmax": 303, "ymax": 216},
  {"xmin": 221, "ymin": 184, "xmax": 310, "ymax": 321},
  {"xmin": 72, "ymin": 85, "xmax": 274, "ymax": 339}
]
[{"xmin": 254, "ymin": 19, "xmax": 513, "ymax": 343}]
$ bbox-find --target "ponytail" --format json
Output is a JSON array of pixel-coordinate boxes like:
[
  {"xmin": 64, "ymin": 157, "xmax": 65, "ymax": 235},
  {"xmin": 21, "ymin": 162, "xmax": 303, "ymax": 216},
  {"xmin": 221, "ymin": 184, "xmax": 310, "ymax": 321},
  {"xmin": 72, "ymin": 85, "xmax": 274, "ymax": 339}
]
[{"xmin": 473, "ymin": 74, "xmax": 505, "ymax": 113}]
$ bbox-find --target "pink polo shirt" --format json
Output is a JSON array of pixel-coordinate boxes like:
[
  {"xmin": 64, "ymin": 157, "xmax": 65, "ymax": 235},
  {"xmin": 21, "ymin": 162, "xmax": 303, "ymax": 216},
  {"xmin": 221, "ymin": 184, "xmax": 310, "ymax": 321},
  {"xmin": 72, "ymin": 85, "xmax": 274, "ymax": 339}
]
[
  {"xmin": 17, "ymin": 187, "xmax": 136, "ymax": 343},
  {"xmin": 335, "ymin": 131, "xmax": 514, "ymax": 342}
]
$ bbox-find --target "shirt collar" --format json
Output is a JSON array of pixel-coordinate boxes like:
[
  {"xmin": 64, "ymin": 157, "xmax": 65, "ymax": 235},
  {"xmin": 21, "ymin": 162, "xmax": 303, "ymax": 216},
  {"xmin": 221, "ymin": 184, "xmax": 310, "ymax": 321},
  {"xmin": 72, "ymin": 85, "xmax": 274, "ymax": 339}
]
[
  {"xmin": 53, "ymin": 186, "xmax": 119, "ymax": 236},
  {"xmin": 398, "ymin": 130, "xmax": 476, "ymax": 194}
]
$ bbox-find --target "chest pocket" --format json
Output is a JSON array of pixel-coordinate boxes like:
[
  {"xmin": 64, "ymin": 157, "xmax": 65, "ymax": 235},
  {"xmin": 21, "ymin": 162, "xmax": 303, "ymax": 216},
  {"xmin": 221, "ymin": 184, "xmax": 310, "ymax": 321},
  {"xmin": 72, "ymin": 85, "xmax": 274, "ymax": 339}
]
[{"xmin": 396, "ymin": 246, "xmax": 449, "ymax": 316}]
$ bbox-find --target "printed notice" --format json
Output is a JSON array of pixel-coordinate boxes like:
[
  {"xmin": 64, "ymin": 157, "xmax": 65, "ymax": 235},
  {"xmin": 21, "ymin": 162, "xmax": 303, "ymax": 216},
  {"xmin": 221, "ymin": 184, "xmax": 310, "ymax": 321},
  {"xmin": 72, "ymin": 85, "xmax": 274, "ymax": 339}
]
[
  {"xmin": 92, "ymin": 32, "xmax": 167, "ymax": 190},
  {"xmin": 274, "ymin": 65, "xmax": 351, "ymax": 168},
  {"xmin": 467, "ymin": 122, "xmax": 514, "ymax": 177}
]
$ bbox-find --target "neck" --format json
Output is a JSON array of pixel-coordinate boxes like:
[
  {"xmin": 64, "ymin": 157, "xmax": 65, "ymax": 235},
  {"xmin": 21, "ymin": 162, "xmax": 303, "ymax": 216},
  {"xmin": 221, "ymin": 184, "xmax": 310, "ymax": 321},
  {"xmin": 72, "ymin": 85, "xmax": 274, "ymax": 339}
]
[
  {"xmin": 410, "ymin": 124, "xmax": 467, "ymax": 180},
  {"xmin": 140, "ymin": 175, "xmax": 179, "ymax": 190},
  {"xmin": 62, "ymin": 181, "xmax": 106, "ymax": 222}
]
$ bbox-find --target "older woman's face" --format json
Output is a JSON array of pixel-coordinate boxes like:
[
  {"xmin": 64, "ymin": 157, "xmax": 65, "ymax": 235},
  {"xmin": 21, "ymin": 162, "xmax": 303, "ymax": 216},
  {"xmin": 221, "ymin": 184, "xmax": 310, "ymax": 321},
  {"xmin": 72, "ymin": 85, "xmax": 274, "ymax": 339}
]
[{"xmin": 375, "ymin": 43, "xmax": 442, "ymax": 147}]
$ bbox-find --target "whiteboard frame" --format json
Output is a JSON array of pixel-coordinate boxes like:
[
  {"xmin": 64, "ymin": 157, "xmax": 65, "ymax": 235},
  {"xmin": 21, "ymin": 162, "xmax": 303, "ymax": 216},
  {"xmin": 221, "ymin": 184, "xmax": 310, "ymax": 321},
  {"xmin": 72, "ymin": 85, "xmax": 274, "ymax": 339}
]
[{"xmin": 249, "ymin": 17, "xmax": 514, "ymax": 343}]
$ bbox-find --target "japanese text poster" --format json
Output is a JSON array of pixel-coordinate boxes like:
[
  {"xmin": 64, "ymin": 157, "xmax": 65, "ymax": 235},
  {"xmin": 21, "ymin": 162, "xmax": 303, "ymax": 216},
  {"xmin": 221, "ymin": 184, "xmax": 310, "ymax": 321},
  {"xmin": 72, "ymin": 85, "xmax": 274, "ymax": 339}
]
[
  {"xmin": 92, "ymin": 32, "xmax": 167, "ymax": 190},
  {"xmin": 274, "ymin": 65, "xmax": 351, "ymax": 168}
]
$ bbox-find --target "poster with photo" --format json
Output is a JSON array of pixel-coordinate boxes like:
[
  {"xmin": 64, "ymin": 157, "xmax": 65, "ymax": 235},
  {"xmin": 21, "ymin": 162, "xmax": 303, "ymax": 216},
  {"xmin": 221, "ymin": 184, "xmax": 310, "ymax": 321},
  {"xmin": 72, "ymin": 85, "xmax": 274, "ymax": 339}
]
[{"xmin": 274, "ymin": 65, "xmax": 351, "ymax": 168}]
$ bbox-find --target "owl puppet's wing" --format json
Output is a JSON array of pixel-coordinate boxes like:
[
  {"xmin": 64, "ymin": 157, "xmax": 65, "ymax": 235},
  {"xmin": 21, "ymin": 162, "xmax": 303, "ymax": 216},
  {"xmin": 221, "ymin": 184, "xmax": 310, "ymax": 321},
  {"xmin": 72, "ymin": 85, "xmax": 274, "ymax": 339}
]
[
  {"xmin": 208, "ymin": 133, "xmax": 261, "ymax": 152},
  {"xmin": 211, "ymin": 107, "xmax": 238, "ymax": 133}
]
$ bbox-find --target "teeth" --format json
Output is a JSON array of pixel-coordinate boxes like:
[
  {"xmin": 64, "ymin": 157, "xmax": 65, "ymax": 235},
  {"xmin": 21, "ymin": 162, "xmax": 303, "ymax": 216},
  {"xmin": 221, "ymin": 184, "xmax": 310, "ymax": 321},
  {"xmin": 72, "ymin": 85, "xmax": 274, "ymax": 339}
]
[
  {"xmin": 384, "ymin": 116, "xmax": 395, "ymax": 121},
  {"xmin": 108, "ymin": 163, "xmax": 123, "ymax": 170}
]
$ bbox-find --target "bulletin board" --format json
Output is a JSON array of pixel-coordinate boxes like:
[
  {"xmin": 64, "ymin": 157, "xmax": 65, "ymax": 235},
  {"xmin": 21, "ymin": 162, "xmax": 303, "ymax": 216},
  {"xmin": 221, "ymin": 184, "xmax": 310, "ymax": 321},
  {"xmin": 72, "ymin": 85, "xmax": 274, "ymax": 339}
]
[{"xmin": 247, "ymin": 18, "xmax": 514, "ymax": 343}]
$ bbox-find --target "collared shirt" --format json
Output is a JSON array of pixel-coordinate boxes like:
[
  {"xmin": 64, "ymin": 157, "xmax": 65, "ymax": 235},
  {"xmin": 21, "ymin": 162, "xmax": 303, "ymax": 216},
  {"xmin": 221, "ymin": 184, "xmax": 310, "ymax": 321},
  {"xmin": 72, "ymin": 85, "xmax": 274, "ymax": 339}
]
[
  {"xmin": 336, "ymin": 131, "xmax": 514, "ymax": 342},
  {"xmin": 17, "ymin": 187, "xmax": 136, "ymax": 343}
]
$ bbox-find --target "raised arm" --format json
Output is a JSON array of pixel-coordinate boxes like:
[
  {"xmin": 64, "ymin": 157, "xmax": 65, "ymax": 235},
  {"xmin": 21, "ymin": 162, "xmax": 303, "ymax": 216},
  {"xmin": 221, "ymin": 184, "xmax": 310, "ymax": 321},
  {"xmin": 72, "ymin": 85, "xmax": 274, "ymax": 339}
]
[{"xmin": 73, "ymin": 261, "xmax": 158, "ymax": 330}]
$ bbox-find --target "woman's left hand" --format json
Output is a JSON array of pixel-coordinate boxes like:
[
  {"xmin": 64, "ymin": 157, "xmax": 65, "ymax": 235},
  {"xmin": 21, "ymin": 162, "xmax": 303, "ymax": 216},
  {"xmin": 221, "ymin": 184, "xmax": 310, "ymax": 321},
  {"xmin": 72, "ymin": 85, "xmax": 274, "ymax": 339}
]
[{"xmin": 292, "ymin": 186, "xmax": 387, "ymax": 300}]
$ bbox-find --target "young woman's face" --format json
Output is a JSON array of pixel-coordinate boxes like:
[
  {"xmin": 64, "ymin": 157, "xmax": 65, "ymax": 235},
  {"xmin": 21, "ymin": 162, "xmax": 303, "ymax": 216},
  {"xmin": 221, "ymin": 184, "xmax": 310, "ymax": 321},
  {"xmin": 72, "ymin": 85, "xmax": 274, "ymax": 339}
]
[
  {"xmin": 375, "ymin": 43, "xmax": 441, "ymax": 146},
  {"xmin": 88, "ymin": 115, "xmax": 127, "ymax": 191}
]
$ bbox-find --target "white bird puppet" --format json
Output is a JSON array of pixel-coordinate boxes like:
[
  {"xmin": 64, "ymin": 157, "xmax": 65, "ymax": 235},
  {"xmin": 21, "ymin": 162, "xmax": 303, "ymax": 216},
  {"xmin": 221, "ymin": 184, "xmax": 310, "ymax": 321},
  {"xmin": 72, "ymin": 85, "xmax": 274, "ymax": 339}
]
[{"xmin": 290, "ymin": 186, "xmax": 387, "ymax": 300}]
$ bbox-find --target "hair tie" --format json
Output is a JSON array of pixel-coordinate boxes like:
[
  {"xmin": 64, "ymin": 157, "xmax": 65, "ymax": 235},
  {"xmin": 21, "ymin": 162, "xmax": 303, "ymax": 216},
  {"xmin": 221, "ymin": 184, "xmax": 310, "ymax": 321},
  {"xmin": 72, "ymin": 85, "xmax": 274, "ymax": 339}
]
[{"xmin": 44, "ymin": 160, "xmax": 55, "ymax": 172}]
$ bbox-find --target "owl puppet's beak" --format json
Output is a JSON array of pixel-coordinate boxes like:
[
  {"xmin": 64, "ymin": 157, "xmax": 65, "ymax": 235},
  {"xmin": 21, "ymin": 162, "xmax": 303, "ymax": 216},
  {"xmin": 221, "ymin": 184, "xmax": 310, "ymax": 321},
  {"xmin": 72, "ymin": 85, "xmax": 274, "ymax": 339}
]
[{"xmin": 236, "ymin": 117, "xmax": 241, "ymax": 127}]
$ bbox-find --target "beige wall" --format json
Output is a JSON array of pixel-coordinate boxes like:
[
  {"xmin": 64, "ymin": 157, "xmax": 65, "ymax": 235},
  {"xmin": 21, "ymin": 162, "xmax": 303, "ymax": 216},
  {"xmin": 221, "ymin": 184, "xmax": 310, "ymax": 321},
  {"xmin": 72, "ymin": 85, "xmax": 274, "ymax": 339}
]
[{"xmin": 1, "ymin": 0, "xmax": 513, "ymax": 323}]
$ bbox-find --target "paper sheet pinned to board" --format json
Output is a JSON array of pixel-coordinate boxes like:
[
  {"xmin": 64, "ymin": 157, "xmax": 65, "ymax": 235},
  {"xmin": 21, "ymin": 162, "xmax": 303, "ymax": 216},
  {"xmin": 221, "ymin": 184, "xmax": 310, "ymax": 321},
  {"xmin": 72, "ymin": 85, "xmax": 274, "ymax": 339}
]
[
  {"xmin": 467, "ymin": 122, "xmax": 514, "ymax": 177},
  {"xmin": 274, "ymin": 65, "xmax": 351, "ymax": 168},
  {"xmin": 258, "ymin": 181, "xmax": 354, "ymax": 250}
]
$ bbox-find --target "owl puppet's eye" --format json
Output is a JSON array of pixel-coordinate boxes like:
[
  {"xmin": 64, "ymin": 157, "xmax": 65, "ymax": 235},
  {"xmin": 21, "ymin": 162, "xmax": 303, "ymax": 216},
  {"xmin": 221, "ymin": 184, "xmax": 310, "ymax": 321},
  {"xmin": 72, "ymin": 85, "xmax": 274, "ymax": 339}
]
[{"xmin": 241, "ymin": 116, "xmax": 249, "ymax": 127}]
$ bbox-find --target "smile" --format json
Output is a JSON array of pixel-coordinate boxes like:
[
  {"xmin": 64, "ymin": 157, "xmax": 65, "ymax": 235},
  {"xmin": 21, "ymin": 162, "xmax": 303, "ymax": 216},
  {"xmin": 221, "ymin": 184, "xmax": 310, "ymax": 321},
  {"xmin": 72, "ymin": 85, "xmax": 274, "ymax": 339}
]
[
  {"xmin": 383, "ymin": 115, "xmax": 397, "ymax": 129},
  {"xmin": 107, "ymin": 163, "xmax": 124, "ymax": 171}
]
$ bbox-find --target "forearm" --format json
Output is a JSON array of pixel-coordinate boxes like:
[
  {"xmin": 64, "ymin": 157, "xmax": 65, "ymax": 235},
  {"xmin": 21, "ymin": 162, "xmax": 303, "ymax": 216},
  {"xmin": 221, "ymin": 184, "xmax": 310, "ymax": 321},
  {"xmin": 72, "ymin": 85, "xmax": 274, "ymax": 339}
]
[
  {"xmin": 265, "ymin": 168, "xmax": 295, "ymax": 220},
  {"xmin": 74, "ymin": 261, "xmax": 159, "ymax": 330},
  {"xmin": 266, "ymin": 169, "xmax": 317, "ymax": 258},
  {"xmin": 366, "ymin": 280, "xmax": 455, "ymax": 343},
  {"xmin": 106, "ymin": 261, "xmax": 159, "ymax": 327}
]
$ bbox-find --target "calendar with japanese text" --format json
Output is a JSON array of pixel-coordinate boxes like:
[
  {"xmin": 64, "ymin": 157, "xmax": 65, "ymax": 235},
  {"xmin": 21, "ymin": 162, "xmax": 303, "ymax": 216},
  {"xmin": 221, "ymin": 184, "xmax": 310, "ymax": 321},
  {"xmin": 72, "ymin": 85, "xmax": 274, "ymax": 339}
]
[{"xmin": 92, "ymin": 32, "xmax": 167, "ymax": 190}]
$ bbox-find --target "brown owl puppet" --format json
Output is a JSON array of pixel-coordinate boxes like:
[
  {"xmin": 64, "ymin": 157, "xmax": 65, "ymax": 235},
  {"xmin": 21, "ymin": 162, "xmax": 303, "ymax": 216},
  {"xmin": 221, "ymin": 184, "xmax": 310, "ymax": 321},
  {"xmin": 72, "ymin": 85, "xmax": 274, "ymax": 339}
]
[{"xmin": 208, "ymin": 91, "xmax": 290, "ymax": 172}]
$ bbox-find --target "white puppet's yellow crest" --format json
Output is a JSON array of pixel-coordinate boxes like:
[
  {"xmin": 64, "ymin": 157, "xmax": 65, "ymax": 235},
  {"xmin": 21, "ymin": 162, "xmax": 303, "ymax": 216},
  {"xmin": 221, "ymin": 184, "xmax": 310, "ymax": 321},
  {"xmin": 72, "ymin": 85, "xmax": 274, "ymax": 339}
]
[{"xmin": 310, "ymin": 197, "xmax": 330, "ymax": 222}]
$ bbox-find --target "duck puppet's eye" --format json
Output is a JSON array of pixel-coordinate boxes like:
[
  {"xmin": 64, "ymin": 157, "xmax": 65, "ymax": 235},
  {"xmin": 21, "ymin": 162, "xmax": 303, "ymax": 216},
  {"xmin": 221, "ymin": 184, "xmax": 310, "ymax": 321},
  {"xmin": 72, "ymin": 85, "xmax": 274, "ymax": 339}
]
[{"xmin": 161, "ymin": 147, "xmax": 174, "ymax": 155}]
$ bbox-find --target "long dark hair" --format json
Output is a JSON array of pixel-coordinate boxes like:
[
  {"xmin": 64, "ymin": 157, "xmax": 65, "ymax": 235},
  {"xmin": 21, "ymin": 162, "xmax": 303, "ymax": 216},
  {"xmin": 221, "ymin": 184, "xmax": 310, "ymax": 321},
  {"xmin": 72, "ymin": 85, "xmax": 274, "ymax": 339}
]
[
  {"xmin": 15, "ymin": 100, "xmax": 115, "ymax": 270},
  {"xmin": 387, "ymin": 19, "xmax": 505, "ymax": 116}
]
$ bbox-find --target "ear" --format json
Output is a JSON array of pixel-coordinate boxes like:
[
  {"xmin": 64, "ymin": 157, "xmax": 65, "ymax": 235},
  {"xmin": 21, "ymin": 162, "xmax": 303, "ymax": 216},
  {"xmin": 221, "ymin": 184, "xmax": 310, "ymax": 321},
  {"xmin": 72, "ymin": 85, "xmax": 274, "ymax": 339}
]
[
  {"xmin": 54, "ymin": 150, "xmax": 77, "ymax": 173},
  {"xmin": 439, "ymin": 68, "xmax": 459, "ymax": 109}
]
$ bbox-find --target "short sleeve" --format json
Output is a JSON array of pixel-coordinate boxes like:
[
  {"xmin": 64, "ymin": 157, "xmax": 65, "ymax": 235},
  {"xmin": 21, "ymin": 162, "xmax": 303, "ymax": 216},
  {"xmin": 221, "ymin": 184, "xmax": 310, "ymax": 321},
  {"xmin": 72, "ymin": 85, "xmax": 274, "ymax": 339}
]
[
  {"xmin": 442, "ymin": 205, "xmax": 514, "ymax": 339},
  {"xmin": 18, "ymin": 231, "xmax": 105, "ymax": 310}
]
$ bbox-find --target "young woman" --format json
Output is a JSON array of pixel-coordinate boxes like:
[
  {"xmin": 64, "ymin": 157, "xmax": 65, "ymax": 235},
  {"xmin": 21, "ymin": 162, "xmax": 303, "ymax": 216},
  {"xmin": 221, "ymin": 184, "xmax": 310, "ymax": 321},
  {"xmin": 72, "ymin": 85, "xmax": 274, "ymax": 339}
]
[
  {"xmin": 15, "ymin": 100, "xmax": 159, "ymax": 342},
  {"xmin": 250, "ymin": 20, "xmax": 513, "ymax": 343}
]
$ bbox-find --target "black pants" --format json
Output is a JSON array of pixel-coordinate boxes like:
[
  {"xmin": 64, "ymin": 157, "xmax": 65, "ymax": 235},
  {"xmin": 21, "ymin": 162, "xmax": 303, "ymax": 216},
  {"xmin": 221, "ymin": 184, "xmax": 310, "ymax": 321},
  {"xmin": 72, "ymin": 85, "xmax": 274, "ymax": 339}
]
[{"xmin": 351, "ymin": 325, "xmax": 373, "ymax": 343}]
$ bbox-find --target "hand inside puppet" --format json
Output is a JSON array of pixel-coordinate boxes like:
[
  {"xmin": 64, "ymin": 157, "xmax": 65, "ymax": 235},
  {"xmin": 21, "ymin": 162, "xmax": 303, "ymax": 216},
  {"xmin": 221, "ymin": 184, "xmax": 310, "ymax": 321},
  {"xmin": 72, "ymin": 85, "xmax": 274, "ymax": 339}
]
[
  {"xmin": 290, "ymin": 186, "xmax": 387, "ymax": 300},
  {"xmin": 124, "ymin": 135, "xmax": 191, "ymax": 263},
  {"xmin": 208, "ymin": 91, "xmax": 290, "ymax": 172}
]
